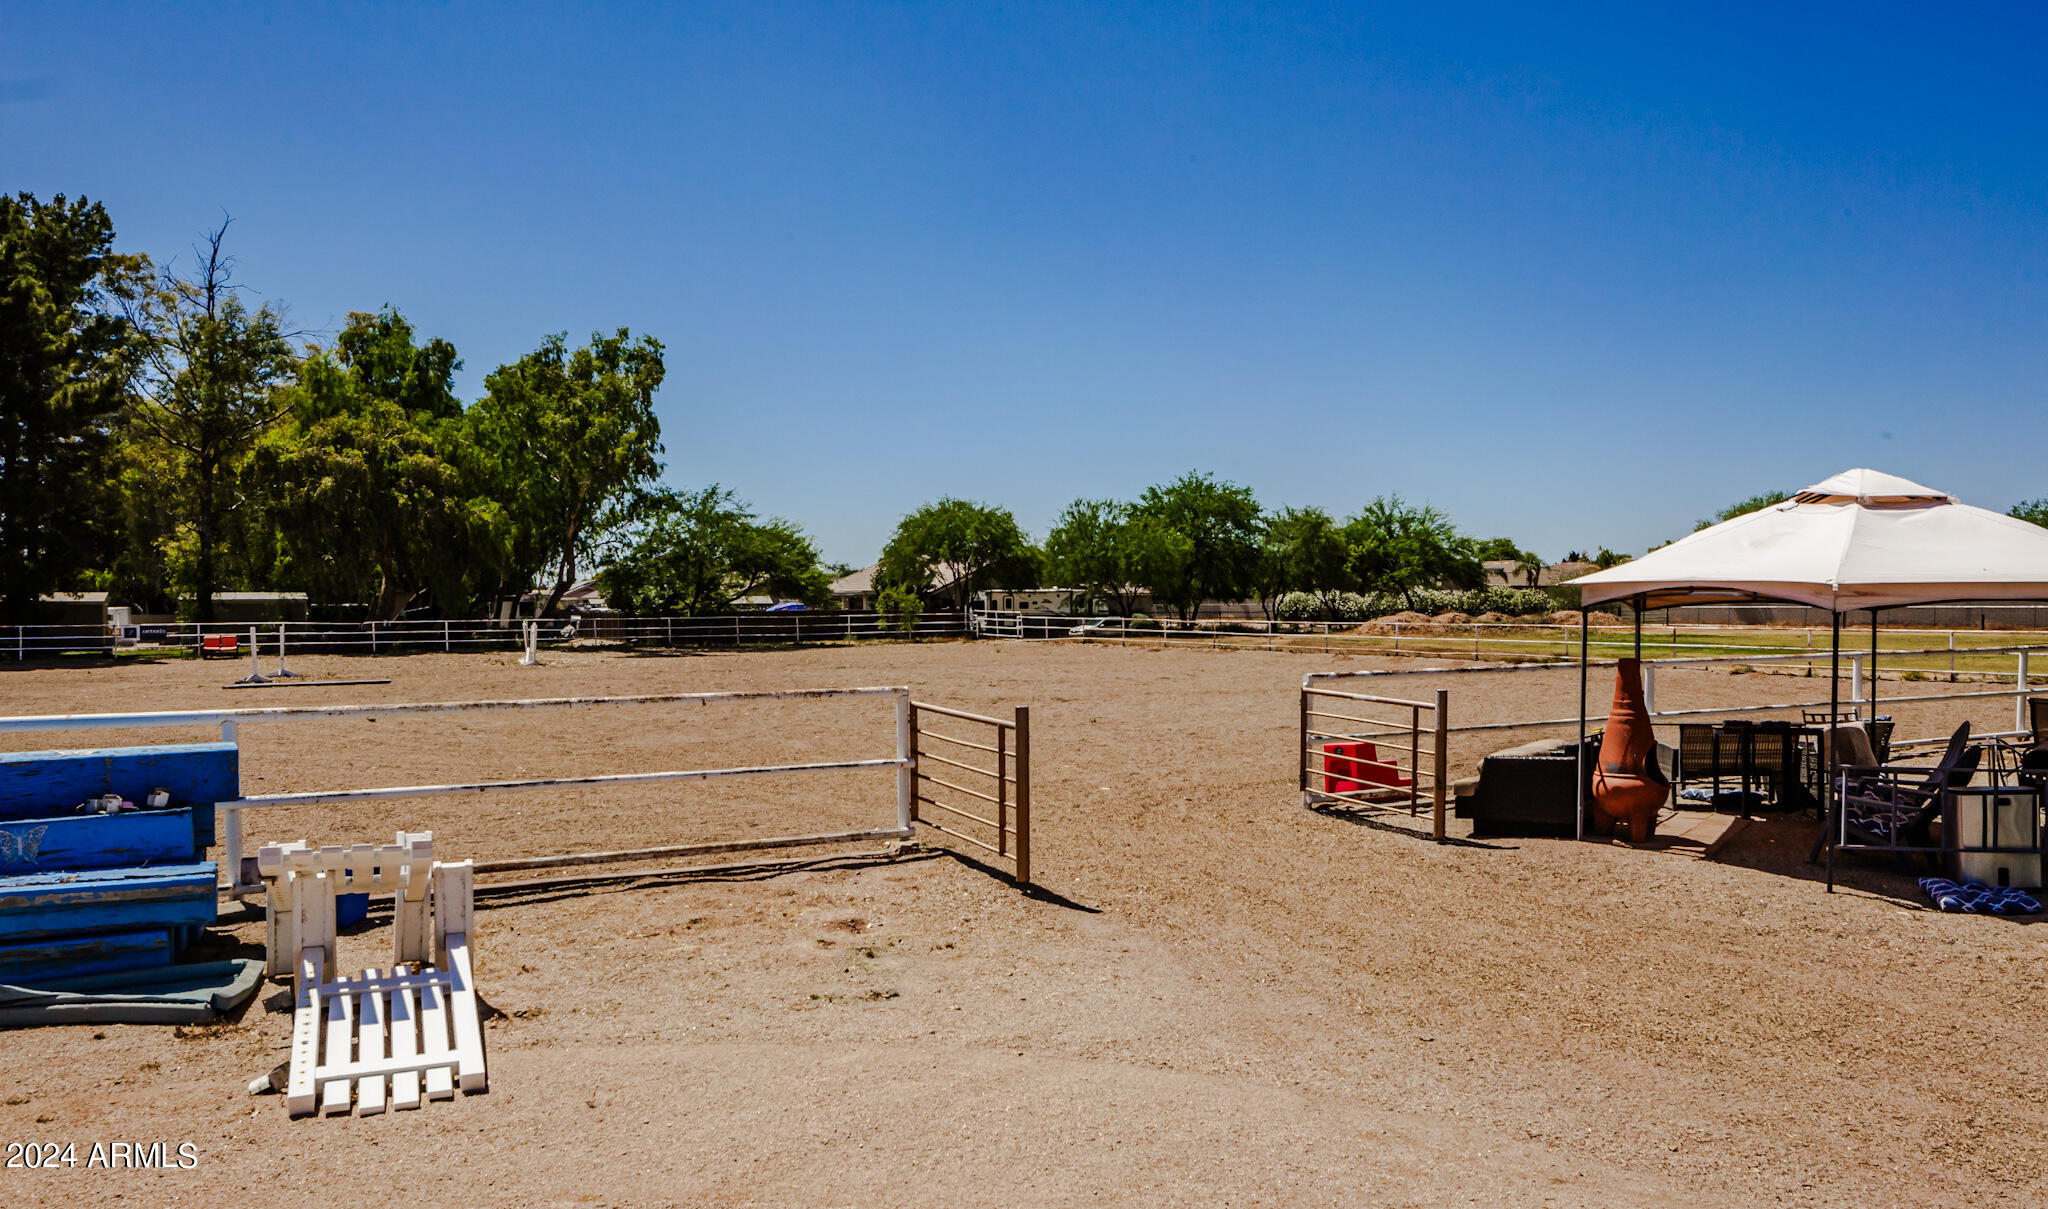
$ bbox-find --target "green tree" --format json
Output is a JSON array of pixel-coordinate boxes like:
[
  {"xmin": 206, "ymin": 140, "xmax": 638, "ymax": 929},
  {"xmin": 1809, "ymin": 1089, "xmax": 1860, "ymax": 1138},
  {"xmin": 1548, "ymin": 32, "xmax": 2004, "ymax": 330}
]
[
  {"xmin": 1264, "ymin": 506, "xmax": 1353, "ymax": 619},
  {"xmin": 473, "ymin": 328, "xmax": 665, "ymax": 616},
  {"xmin": 123, "ymin": 218, "xmax": 299, "ymax": 621},
  {"xmin": 597, "ymin": 485, "xmax": 829, "ymax": 615},
  {"xmin": 877, "ymin": 583, "xmax": 923, "ymax": 637},
  {"xmin": 1696, "ymin": 490, "xmax": 1789, "ymax": 531},
  {"xmin": 2010, "ymin": 499, "xmax": 2048, "ymax": 528},
  {"xmin": 255, "ymin": 309, "xmax": 505, "ymax": 618},
  {"xmin": 877, "ymin": 498, "xmax": 1037, "ymax": 617},
  {"xmin": 0, "ymin": 193, "xmax": 143, "ymax": 623},
  {"xmin": 1344, "ymin": 495, "xmax": 1482, "ymax": 608},
  {"xmin": 1131, "ymin": 472, "xmax": 1262, "ymax": 619}
]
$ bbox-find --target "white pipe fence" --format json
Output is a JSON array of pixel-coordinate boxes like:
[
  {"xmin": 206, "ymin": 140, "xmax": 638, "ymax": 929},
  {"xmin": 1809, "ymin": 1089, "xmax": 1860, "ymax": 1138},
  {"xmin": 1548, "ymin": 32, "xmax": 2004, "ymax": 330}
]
[
  {"xmin": 8, "ymin": 612, "xmax": 968, "ymax": 660},
  {"xmin": 0, "ymin": 686, "xmax": 919, "ymax": 896}
]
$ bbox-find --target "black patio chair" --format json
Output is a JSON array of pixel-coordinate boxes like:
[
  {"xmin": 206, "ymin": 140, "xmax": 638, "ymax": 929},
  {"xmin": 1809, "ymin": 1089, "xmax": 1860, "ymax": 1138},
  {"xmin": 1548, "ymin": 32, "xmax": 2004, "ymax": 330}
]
[{"xmin": 1829, "ymin": 722, "xmax": 1981, "ymax": 868}]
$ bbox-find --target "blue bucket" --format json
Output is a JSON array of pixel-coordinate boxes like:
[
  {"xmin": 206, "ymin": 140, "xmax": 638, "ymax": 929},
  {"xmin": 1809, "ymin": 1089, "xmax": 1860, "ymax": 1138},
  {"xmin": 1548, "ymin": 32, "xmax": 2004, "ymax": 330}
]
[{"xmin": 337, "ymin": 893, "xmax": 369, "ymax": 928}]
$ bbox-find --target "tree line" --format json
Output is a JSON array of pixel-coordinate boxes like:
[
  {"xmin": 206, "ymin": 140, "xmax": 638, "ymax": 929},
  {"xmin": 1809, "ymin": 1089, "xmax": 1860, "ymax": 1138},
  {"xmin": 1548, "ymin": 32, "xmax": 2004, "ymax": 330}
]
[
  {"xmin": 875, "ymin": 474, "xmax": 1545, "ymax": 622},
  {"xmin": 3, "ymin": 194, "xmax": 690, "ymax": 624}
]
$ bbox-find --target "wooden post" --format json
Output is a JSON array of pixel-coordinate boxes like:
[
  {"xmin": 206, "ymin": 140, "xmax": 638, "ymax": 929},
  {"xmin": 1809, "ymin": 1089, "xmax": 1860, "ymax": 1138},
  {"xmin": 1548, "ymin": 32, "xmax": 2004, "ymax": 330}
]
[
  {"xmin": 1013, "ymin": 706, "xmax": 1030, "ymax": 887},
  {"xmin": 1432, "ymin": 688, "xmax": 1449, "ymax": 842}
]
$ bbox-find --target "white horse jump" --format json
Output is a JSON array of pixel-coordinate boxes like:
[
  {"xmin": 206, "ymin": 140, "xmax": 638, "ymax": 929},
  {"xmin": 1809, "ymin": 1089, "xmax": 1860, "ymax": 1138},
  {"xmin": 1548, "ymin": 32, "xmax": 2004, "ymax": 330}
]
[{"xmin": 260, "ymin": 833, "xmax": 485, "ymax": 1117}]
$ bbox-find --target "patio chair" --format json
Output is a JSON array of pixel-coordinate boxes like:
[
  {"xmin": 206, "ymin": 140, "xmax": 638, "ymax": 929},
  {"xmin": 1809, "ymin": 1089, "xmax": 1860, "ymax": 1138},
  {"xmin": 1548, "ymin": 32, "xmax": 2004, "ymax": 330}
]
[{"xmin": 1829, "ymin": 722, "xmax": 1981, "ymax": 867}]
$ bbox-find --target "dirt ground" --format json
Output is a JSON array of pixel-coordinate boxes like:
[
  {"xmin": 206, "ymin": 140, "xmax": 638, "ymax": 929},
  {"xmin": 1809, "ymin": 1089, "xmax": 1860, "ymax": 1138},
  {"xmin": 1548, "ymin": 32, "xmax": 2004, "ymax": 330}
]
[{"xmin": 2, "ymin": 641, "xmax": 2043, "ymax": 1207}]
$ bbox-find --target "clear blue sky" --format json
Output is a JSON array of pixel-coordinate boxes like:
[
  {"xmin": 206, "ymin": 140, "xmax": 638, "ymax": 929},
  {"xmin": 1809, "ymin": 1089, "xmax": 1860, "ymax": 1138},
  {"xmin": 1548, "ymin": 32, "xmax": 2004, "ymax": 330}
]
[{"xmin": 7, "ymin": 3, "xmax": 2045, "ymax": 566}]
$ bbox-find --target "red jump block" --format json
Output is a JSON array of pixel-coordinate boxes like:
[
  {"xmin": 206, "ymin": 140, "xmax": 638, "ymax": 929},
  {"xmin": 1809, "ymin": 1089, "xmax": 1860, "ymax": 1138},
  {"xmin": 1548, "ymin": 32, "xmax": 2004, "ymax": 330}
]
[
  {"xmin": 200, "ymin": 635, "xmax": 240, "ymax": 658},
  {"xmin": 1321, "ymin": 741, "xmax": 1412, "ymax": 793}
]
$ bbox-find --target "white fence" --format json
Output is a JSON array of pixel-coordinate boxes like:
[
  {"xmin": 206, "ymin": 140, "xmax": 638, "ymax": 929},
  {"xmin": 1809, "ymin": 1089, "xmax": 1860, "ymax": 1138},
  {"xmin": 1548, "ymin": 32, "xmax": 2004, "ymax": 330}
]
[
  {"xmin": 0, "ymin": 687, "xmax": 920, "ymax": 895},
  {"xmin": 6, "ymin": 612, "xmax": 969, "ymax": 660},
  {"xmin": 972, "ymin": 608, "xmax": 2048, "ymax": 671}
]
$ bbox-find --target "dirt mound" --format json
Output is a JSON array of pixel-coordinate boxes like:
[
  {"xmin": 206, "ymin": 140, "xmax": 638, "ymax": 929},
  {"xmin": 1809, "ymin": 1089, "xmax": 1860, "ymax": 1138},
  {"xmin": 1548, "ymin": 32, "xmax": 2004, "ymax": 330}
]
[
  {"xmin": 1548, "ymin": 610, "xmax": 1582, "ymax": 625},
  {"xmin": 1475, "ymin": 612, "xmax": 1515, "ymax": 623},
  {"xmin": 1433, "ymin": 612, "xmax": 1473, "ymax": 625}
]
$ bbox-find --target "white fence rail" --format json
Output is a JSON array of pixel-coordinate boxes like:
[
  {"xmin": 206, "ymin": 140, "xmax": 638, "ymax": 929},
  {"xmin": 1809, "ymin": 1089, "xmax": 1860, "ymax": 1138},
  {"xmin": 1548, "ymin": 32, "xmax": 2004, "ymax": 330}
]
[
  {"xmin": 0, "ymin": 686, "xmax": 919, "ymax": 895},
  {"xmin": 5, "ymin": 612, "xmax": 968, "ymax": 660}
]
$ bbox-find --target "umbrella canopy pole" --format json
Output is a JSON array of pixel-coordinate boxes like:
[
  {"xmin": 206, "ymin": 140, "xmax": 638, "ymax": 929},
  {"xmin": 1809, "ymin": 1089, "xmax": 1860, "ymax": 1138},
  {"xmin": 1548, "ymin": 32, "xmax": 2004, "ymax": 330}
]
[
  {"xmin": 1633, "ymin": 596, "xmax": 1643, "ymax": 659},
  {"xmin": 1576, "ymin": 609, "xmax": 1589, "ymax": 840}
]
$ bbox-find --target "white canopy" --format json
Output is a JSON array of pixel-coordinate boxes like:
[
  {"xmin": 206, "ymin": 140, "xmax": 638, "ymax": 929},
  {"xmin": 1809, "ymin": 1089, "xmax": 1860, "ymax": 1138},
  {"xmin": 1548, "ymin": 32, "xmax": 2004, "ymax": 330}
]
[{"xmin": 1571, "ymin": 468, "xmax": 2048, "ymax": 612}]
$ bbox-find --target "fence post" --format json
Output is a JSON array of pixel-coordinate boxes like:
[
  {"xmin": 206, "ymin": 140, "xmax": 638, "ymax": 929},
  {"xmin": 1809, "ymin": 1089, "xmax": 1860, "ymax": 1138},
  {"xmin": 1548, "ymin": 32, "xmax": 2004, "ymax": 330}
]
[
  {"xmin": 895, "ymin": 692, "xmax": 913, "ymax": 833},
  {"xmin": 1949, "ymin": 632, "xmax": 1956, "ymax": 682},
  {"xmin": 2018, "ymin": 652, "xmax": 2031, "ymax": 733},
  {"xmin": 370, "ymin": 621, "xmax": 378, "ymax": 655},
  {"xmin": 15, "ymin": 626, "xmax": 21, "ymax": 660},
  {"xmin": 1850, "ymin": 655, "xmax": 1863, "ymax": 715},
  {"xmin": 1013, "ymin": 705, "xmax": 1031, "ymax": 887},
  {"xmin": 443, "ymin": 620, "xmax": 451, "ymax": 652},
  {"xmin": 1644, "ymin": 663, "xmax": 1657, "ymax": 718},
  {"xmin": 1432, "ymin": 688, "xmax": 1449, "ymax": 842},
  {"xmin": 734, "ymin": 615, "xmax": 741, "ymax": 647},
  {"xmin": 1298, "ymin": 688, "xmax": 1309, "ymax": 794}
]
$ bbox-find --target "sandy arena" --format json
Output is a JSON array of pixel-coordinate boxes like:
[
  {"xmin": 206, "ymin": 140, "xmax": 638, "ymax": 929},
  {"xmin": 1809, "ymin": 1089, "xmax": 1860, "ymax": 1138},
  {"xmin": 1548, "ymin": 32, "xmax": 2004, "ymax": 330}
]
[{"xmin": 2, "ymin": 640, "xmax": 2042, "ymax": 1207}]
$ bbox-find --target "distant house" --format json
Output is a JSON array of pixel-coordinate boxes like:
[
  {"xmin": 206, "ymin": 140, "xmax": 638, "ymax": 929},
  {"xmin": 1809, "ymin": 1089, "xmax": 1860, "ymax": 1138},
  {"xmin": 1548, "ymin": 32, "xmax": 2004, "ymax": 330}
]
[
  {"xmin": 38, "ymin": 592, "xmax": 110, "ymax": 627},
  {"xmin": 829, "ymin": 562, "xmax": 969, "ymax": 612},
  {"xmin": 1482, "ymin": 560, "xmax": 1541, "ymax": 587},
  {"xmin": 1539, "ymin": 561, "xmax": 1599, "ymax": 586}
]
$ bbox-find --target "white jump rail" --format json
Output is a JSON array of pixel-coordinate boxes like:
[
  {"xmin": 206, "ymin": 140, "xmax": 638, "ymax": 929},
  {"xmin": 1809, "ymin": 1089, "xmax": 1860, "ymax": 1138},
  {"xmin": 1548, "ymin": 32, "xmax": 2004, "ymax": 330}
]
[{"xmin": 0, "ymin": 686, "xmax": 919, "ymax": 896}]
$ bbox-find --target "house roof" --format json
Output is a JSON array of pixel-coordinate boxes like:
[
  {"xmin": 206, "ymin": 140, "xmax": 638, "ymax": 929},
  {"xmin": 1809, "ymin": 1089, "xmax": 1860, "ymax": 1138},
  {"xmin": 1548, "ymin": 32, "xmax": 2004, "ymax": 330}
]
[{"xmin": 828, "ymin": 562, "xmax": 967, "ymax": 596}]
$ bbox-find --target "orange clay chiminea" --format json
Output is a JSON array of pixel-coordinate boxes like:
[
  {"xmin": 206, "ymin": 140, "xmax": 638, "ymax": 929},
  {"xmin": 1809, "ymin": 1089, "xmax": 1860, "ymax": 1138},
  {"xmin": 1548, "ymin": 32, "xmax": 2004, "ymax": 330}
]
[{"xmin": 1590, "ymin": 657, "xmax": 1667, "ymax": 841}]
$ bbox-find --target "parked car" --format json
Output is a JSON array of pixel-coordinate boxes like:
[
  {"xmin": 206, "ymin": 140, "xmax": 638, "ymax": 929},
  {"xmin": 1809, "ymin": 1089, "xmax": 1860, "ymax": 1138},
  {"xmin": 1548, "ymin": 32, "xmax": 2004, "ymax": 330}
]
[{"xmin": 1068, "ymin": 618, "xmax": 1117, "ymax": 636}]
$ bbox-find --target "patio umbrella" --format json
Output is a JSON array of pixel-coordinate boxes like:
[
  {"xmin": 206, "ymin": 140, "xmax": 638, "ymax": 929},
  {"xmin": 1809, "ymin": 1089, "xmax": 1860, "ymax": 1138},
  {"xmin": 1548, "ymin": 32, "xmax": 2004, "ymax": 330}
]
[{"xmin": 1565, "ymin": 468, "xmax": 2048, "ymax": 847}]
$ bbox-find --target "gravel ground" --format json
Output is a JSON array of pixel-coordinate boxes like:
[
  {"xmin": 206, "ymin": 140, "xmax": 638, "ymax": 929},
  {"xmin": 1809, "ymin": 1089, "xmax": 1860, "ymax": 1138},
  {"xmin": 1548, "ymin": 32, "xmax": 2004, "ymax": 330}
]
[{"xmin": 1, "ymin": 641, "xmax": 2041, "ymax": 1207}]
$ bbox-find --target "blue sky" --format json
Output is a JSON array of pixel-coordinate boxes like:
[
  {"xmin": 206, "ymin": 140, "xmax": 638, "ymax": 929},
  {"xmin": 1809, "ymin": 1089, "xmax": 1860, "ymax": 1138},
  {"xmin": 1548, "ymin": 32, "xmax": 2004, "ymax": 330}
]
[{"xmin": 6, "ymin": 3, "xmax": 2045, "ymax": 565}]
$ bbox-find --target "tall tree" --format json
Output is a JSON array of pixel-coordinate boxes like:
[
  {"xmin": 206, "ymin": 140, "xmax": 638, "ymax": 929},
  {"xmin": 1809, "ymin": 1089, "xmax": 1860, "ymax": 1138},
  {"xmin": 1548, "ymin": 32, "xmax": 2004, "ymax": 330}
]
[
  {"xmin": 1264, "ymin": 506, "xmax": 1353, "ymax": 619},
  {"xmin": 596, "ymin": 485, "xmax": 829, "ymax": 615},
  {"xmin": 123, "ymin": 218, "xmax": 298, "ymax": 621},
  {"xmin": 473, "ymin": 328, "xmax": 665, "ymax": 616},
  {"xmin": 1345, "ymin": 495, "xmax": 1482, "ymax": 608},
  {"xmin": 2009, "ymin": 499, "xmax": 2048, "ymax": 529},
  {"xmin": 255, "ymin": 309, "xmax": 505, "ymax": 618},
  {"xmin": 877, "ymin": 498, "xmax": 1037, "ymax": 617},
  {"xmin": 1132, "ymin": 472, "xmax": 1262, "ymax": 619},
  {"xmin": 0, "ymin": 194, "xmax": 143, "ymax": 623}
]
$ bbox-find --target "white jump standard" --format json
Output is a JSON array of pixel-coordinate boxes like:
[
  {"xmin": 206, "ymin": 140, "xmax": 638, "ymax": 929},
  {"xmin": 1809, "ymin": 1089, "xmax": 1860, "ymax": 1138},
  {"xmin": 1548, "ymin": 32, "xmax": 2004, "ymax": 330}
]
[{"xmin": 260, "ymin": 833, "xmax": 486, "ymax": 1117}]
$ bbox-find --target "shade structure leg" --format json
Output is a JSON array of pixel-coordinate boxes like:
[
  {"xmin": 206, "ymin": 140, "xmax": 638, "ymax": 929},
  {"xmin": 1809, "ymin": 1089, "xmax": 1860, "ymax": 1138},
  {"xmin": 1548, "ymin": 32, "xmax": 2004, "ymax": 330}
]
[
  {"xmin": 1821, "ymin": 611, "xmax": 1842, "ymax": 887},
  {"xmin": 1576, "ymin": 610, "xmax": 1589, "ymax": 840}
]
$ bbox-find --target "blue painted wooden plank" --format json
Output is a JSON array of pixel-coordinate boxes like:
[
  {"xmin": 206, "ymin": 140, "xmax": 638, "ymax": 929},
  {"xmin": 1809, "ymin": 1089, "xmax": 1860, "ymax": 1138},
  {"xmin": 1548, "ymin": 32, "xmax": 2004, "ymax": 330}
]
[
  {"xmin": 0, "ymin": 930, "xmax": 172, "ymax": 982},
  {"xmin": 0, "ymin": 809, "xmax": 195, "ymax": 874},
  {"xmin": 0, "ymin": 862, "xmax": 218, "ymax": 939},
  {"xmin": 0, "ymin": 744, "xmax": 235, "ymax": 850}
]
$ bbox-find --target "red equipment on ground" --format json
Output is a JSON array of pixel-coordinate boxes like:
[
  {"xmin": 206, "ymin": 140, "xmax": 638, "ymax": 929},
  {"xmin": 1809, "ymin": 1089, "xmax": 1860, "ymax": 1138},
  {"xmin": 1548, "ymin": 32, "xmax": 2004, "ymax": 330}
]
[{"xmin": 1321, "ymin": 741, "xmax": 1413, "ymax": 794}]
